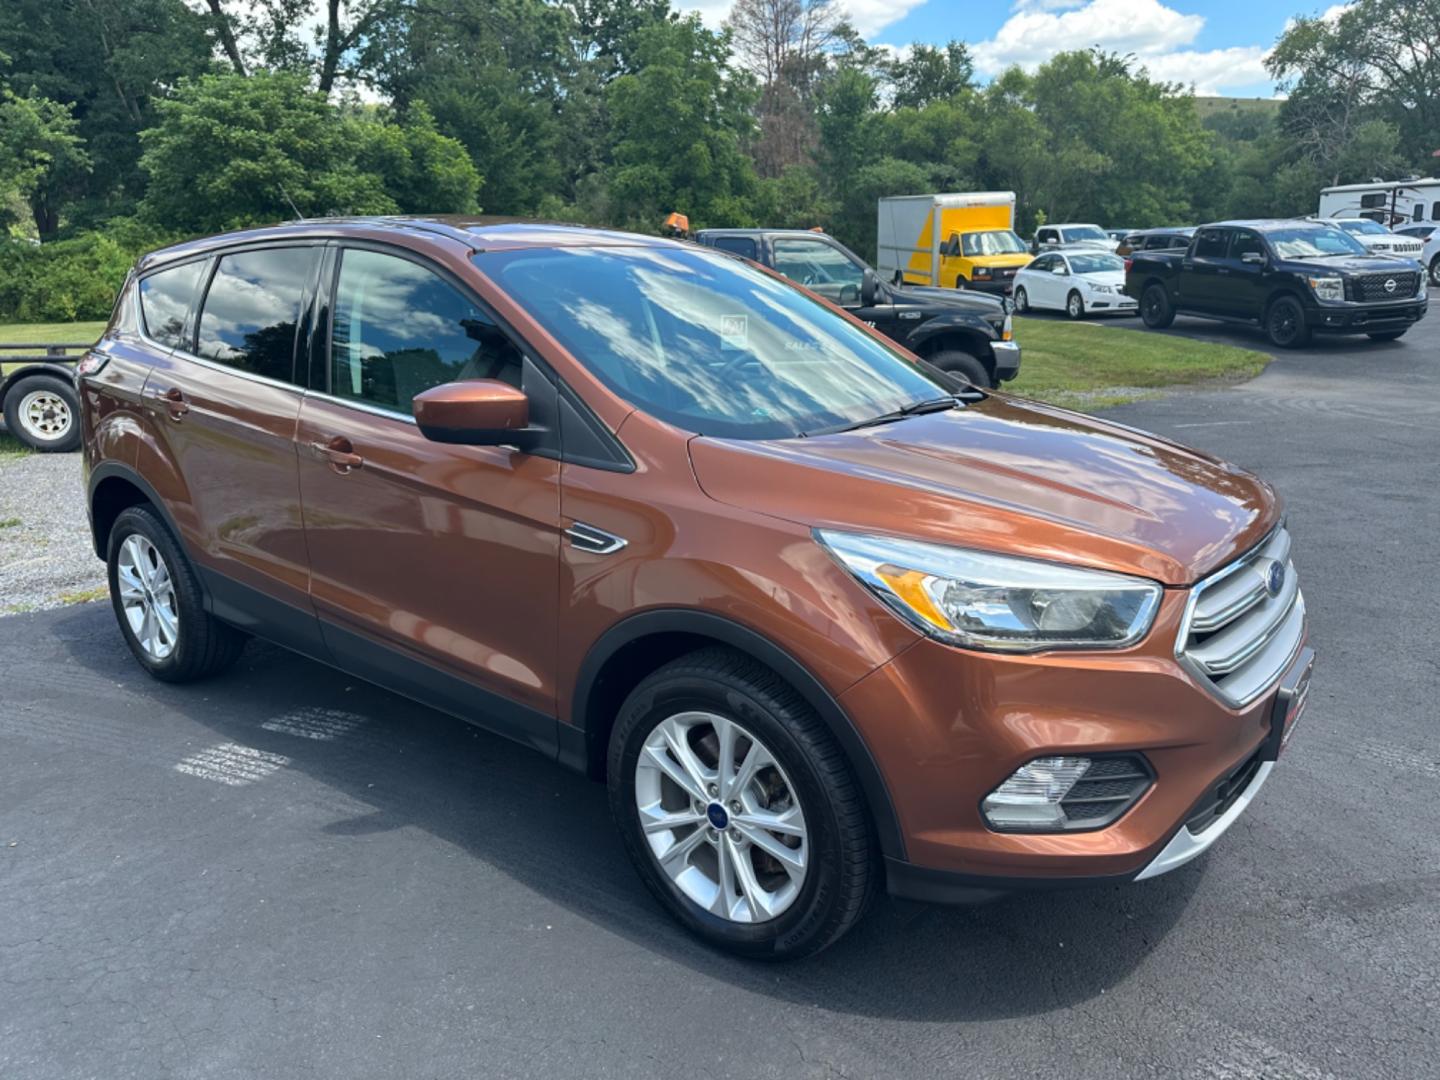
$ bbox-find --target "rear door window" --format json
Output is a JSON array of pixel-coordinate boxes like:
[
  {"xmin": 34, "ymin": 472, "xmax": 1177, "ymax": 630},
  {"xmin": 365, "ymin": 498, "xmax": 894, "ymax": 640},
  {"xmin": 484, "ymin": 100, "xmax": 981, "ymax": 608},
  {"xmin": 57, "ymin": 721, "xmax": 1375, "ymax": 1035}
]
[
  {"xmin": 139, "ymin": 261, "xmax": 206, "ymax": 350},
  {"xmin": 330, "ymin": 247, "xmax": 522, "ymax": 413},
  {"xmin": 196, "ymin": 247, "xmax": 318, "ymax": 383},
  {"xmin": 1193, "ymin": 229, "xmax": 1229, "ymax": 258}
]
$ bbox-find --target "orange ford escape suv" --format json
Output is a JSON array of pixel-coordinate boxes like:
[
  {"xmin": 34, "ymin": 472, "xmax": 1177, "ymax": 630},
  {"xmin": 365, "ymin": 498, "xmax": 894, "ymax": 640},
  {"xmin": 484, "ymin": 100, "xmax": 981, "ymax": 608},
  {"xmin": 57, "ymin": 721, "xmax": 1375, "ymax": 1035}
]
[{"xmin": 77, "ymin": 218, "xmax": 1313, "ymax": 958}]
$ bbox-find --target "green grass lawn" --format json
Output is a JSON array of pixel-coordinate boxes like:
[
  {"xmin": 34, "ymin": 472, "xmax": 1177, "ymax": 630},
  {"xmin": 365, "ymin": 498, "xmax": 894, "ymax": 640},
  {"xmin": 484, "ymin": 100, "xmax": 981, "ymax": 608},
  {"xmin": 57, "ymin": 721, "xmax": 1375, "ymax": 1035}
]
[
  {"xmin": 0, "ymin": 321, "xmax": 107, "ymax": 346},
  {"xmin": 1005, "ymin": 317, "xmax": 1270, "ymax": 410}
]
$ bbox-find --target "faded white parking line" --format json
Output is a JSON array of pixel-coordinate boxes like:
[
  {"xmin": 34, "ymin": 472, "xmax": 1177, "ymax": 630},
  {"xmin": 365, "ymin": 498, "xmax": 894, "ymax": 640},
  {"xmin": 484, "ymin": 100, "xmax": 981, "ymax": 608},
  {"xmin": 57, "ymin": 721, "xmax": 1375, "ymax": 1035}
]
[
  {"xmin": 1193, "ymin": 1030, "xmax": 1339, "ymax": 1080},
  {"xmin": 262, "ymin": 706, "xmax": 367, "ymax": 741},
  {"xmin": 174, "ymin": 742, "xmax": 290, "ymax": 786},
  {"xmin": 1172, "ymin": 420, "xmax": 1256, "ymax": 428},
  {"xmin": 1358, "ymin": 740, "xmax": 1440, "ymax": 781}
]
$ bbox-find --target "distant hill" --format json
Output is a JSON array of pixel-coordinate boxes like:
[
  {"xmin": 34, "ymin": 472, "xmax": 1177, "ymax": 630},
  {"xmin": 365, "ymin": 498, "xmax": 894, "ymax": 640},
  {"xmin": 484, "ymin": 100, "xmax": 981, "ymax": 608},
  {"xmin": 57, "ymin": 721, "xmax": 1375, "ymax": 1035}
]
[{"xmin": 1193, "ymin": 96, "xmax": 1284, "ymax": 121}]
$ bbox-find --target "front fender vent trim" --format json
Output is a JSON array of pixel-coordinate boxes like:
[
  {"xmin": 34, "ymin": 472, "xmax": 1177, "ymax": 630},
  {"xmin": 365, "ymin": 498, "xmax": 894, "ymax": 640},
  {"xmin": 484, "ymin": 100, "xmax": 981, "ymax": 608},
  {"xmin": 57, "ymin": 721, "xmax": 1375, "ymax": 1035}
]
[{"xmin": 565, "ymin": 522, "xmax": 628, "ymax": 555}]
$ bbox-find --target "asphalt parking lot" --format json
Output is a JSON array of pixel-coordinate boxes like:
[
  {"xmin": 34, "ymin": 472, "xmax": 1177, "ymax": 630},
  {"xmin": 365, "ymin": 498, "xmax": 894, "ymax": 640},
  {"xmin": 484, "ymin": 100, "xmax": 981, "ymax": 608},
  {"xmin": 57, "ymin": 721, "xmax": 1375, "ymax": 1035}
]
[{"xmin": 2, "ymin": 318, "xmax": 1437, "ymax": 1079}]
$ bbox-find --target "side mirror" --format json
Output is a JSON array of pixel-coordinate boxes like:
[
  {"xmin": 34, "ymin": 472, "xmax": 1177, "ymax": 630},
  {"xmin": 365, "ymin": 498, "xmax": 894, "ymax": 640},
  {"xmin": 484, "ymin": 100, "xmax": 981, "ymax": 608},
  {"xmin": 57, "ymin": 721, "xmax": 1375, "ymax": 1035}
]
[
  {"xmin": 861, "ymin": 267, "xmax": 879, "ymax": 307},
  {"xmin": 1241, "ymin": 251, "xmax": 1265, "ymax": 266},
  {"xmin": 412, "ymin": 379, "xmax": 530, "ymax": 446},
  {"xmin": 943, "ymin": 236, "xmax": 960, "ymax": 258}
]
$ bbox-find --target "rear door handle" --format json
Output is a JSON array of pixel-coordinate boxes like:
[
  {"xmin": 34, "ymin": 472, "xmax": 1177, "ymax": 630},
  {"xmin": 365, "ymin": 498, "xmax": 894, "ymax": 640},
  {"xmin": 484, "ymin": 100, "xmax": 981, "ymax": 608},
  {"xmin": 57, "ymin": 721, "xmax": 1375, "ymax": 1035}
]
[
  {"xmin": 153, "ymin": 386, "xmax": 188, "ymax": 420},
  {"xmin": 309, "ymin": 436, "xmax": 364, "ymax": 473}
]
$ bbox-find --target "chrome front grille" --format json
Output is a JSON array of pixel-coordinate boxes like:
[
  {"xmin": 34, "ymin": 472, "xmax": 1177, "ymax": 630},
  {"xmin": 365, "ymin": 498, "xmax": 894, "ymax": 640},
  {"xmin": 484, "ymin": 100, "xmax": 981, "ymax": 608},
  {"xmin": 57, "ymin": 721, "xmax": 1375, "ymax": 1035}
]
[{"xmin": 1178, "ymin": 525, "xmax": 1305, "ymax": 708}]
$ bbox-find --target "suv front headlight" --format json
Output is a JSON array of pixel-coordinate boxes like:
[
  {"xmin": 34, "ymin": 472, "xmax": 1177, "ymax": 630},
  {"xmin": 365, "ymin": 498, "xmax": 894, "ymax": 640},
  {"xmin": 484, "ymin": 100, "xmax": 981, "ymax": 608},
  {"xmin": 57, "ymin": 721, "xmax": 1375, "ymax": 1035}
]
[
  {"xmin": 1307, "ymin": 275, "xmax": 1345, "ymax": 302},
  {"xmin": 817, "ymin": 531, "xmax": 1162, "ymax": 652}
]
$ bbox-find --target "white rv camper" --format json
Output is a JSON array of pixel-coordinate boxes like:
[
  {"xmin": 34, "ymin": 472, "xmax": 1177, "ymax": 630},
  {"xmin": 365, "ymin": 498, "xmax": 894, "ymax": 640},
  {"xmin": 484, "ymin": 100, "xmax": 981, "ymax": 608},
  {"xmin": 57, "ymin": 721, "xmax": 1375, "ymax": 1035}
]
[{"xmin": 1317, "ymin": 179, "xmax": 1440, "ymax": 228}]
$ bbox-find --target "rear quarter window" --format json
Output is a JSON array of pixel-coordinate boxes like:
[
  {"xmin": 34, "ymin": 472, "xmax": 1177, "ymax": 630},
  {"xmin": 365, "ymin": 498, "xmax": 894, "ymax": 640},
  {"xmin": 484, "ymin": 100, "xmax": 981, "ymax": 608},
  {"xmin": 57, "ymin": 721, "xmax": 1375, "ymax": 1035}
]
[
  {"xmin": 139, "ymin": 261, "xmax": 206, "ymax": 350},
  {"xmin": 708, "ymin": 236, "xmax": 758, "ymax": 260}
]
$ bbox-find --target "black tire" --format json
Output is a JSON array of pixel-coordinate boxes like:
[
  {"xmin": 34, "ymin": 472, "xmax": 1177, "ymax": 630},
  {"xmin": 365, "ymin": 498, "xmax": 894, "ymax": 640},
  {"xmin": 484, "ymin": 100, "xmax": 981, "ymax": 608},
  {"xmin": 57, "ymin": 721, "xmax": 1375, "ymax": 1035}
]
[
  {"xmin": 1014, "ymin": 286, "xmax": 1030, "ymax": 313},
  {"xmin": 1429, "ymin": 255, "xmax": 1440, "ymax": 288},
  {"xmin": 106, "ymin": 505, "xmax": 246, "ymax": 682},
  {"xmin": 1367, "ymin": 330, "xmax": 1407, "ymax": 341},
  {"xmin": 1264, "ymin": 295, "xmax": 1311, "ymax": 348},
  {"xmin": 928, "ymin": 348, "xmax": 992, "ymax": 389},
  {"xmin": 607, "ymin": 647, "xmax": 877, "ymax": 960},
  {"xmin": 1066, "ymin": 290, "xmax": 1085, "ymax": 320},
  {"xmin": 3, "ymin": 374, "xmax": 82, "ymax": 452},
  {"xmin": 1140, "ymin": 283, "xmax": 1175, "ymax": 329}
]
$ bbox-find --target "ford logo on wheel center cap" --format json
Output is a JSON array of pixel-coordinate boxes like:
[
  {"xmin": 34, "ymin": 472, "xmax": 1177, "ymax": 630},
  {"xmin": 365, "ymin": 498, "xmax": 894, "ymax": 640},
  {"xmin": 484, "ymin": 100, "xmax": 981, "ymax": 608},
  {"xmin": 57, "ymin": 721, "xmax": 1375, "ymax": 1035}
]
[
  {"xmin": 1265, "ymin": 560, "xmax": 1285, "ymax": 598},
  {"xmin": 706, "ymin": 803, "xmax": 730, "ymax": 830}
]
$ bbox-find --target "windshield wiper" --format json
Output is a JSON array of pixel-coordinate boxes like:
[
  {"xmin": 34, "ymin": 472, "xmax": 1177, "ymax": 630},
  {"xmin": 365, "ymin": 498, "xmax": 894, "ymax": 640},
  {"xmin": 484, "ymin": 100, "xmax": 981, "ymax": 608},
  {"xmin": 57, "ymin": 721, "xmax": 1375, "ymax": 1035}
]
[{"xmin": 801, "ymin": 395, "xmax": 967, "ymax": 437}]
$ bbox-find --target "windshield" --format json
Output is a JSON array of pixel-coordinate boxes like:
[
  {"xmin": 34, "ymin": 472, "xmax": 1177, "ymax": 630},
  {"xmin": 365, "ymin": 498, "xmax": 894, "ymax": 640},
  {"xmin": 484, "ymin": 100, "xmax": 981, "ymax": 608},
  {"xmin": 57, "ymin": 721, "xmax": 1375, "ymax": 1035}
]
[
  {"xmin": 1339, "ymin": 220, "xmax": 1388, "ymax": 236},
  {"xmin": 1267, "ymin": 226, "xmax": 1368, "ymax": 258},
  {"xmin": 1068, "ymin": 253, "xmax": 1124, "ymax": 274},
  {"xmin": 961, "ymin": 230, "xmax": 1027, "ymax": 256},
  {"xmin": 1061, "ymin": 226, "xmax": 1108, "ymax": 243},
  {"xmin": 480, "ymin": 246, "xmax": 948, "ymax": 440}
]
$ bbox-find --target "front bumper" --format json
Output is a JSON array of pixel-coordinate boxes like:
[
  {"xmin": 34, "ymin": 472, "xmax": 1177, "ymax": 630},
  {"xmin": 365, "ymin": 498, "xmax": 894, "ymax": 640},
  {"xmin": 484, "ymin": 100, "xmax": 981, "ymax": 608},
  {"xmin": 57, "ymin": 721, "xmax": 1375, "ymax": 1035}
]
[
  {"xmin": 990, "ymin": 339, "xmax": 1021, "ymax": 382},
  {"xmin": 1306, "ymin": 298, "xmax": 1427, "ymax": 333},
  {"xmin": 840, "ymin": 590, "xmax": 1311, "ymax": 901}
]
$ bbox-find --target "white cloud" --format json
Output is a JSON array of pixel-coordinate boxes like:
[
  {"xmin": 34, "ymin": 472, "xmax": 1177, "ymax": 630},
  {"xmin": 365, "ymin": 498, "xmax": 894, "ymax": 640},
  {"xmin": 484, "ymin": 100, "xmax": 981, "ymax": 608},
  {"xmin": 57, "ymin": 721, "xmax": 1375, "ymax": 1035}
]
[{"xmin": 972, "ymin": 0, "xmax": 1274, "ymax": 94}]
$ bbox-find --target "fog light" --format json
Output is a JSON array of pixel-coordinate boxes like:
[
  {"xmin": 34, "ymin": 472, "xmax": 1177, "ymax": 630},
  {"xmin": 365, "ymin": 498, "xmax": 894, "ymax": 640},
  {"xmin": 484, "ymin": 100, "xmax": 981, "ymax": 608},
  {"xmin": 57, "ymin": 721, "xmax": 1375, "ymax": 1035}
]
[
  {"xmin": 982, "ymin": 754, "xmax": 1153, "ymax": 833},
  {"xmin": 982, "ymin": 757, "xmax": 1089, "ymax": 831}
]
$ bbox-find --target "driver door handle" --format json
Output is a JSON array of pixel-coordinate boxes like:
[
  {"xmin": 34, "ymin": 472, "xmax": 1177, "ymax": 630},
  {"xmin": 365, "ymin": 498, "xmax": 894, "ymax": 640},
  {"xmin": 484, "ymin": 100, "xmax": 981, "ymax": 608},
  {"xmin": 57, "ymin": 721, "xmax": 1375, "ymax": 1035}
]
[{"xmin": 309, "ymin": 435, "xmax": 364, "ymax": 473}]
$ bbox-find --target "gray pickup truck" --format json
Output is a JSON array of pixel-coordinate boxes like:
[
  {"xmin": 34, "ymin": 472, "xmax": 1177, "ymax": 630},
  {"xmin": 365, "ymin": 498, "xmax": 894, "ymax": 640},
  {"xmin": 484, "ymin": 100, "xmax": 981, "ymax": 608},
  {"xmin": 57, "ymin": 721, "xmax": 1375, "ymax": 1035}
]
[{"xmin": 696, "ymin": 228, "xmax": 1021, "ymax": 389}]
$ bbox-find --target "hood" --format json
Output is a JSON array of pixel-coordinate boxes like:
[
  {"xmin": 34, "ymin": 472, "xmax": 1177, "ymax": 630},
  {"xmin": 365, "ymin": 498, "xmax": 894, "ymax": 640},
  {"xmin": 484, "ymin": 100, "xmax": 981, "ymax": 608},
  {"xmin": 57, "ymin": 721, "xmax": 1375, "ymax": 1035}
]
[
  {"xmin": 1290, "ymin": 253, "xmax": 1421, "ymax": 275},
  {"xmin": 890, "ymin": 284, "xmax": 1005, "ymax": 314},
  {"xmin": 1079, "ymin": 270, "xmax": 1127, "ymax": 288},
  {"xmin": 688, "ymin": 396, "xmax": 1279, "ymax": 585}
]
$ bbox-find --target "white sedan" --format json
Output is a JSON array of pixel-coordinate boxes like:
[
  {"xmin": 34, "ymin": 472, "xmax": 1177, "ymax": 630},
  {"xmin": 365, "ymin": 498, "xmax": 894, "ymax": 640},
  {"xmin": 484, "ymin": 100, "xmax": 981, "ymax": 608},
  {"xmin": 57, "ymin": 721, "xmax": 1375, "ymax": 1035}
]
[{"xmin": 1013, "ymin": 250, "xmax": 1137, "ymax": 319}]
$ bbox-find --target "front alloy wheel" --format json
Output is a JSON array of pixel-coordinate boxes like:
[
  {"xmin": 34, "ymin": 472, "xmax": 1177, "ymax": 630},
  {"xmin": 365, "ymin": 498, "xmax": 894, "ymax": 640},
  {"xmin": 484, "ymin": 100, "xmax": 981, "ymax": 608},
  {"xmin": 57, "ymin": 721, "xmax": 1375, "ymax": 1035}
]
[
  {"xmin": 635, "ymin": 711, "xmax": 808, "ymax": 923},
  {"xmin": 609, "ymin": 648, "xmax": 876, "ymax": 959}
]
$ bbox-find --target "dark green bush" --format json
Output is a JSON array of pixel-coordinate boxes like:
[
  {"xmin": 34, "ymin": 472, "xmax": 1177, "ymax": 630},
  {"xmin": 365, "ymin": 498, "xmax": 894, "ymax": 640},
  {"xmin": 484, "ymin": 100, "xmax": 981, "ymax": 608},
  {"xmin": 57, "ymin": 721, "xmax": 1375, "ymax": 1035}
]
[{"xmin": 0, "ymin": 220, "xmax": 181, "ymax": 323}]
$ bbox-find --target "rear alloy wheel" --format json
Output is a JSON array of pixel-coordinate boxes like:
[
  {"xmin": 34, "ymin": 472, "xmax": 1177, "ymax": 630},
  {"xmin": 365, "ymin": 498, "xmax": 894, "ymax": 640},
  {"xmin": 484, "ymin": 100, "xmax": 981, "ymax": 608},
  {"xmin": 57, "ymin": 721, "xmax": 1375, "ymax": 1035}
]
[
  {"xmin": 1014, "ymin": 286, "xmax": 1030, "ymax": 313},
  {"xmin": 1265, "ymin": 296, "xmax": 1310, "ymax": 349},
  {"xmin": 1141, "ymin": 283, "xmax": 1175, "ymax": 329},
  {"xmin": 4, "ymin": 374, "xmax": 81, "ymax": 452},
  {"xmin": 1066, "ymin": 290, "xmax": 1085, "ymax": 319},
  {"xmin": 1430, "ymin": 255, "xmax": 1440, "ymax": 288},
  {"xmin": 609, "ymin": 648, "xmax": 875, "ymax": 959},
  {"xmin": 107, "ymin": 505, "xmax": 246, "ymax": 682}
]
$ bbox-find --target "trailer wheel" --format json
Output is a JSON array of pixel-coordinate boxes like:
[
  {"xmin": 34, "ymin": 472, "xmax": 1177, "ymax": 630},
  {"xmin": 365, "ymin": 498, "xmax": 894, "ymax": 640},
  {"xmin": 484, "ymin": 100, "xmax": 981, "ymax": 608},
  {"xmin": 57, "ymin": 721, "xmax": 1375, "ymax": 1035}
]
[{"xmin": 4, "ymin": 373, "xmax": 82, "ymax": 452}]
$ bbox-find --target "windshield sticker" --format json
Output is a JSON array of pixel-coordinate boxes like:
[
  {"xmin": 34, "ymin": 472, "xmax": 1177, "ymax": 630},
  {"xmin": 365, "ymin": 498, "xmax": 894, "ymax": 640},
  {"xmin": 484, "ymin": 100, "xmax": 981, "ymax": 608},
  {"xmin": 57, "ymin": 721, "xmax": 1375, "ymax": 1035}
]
[{"xmin": 720, "ymin": 313, "xmax": 748, "ymax": 350}]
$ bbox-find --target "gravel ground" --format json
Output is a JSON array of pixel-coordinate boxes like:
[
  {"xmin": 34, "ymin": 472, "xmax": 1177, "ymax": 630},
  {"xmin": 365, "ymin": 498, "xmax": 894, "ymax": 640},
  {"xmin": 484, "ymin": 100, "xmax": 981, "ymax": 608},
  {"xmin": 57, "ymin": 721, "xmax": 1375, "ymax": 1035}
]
[{"xmin": 0, "ymin": 446, "xmax": 106, "ymax": 613}]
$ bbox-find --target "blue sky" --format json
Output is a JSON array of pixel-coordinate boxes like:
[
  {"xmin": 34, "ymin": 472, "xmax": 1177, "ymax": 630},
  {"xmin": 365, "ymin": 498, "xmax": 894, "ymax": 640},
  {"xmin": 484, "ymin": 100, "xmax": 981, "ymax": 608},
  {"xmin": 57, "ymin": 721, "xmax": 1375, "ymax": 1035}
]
[{"xmin": 685, "ymin": 0, "xmax": 1335, "ymax": 97}]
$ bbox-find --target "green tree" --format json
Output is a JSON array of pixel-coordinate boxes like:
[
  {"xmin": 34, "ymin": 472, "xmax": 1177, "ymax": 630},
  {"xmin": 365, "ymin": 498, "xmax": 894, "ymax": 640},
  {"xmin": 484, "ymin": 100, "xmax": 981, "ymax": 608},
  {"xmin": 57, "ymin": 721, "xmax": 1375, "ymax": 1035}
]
[
  {"xmin": 137, "ymin": 72, "xmax": 477, "ymax": 233},
  {"xmin": 0, "ymin": 87, "xmax": 90, "ymax": 237},
  {"xmin": 1269, "ymin": 0, "xmax": 1440, "ymax": 175},
  {"xmin": 888, "ymin": 41, "xmax": 973, "ymax": 110},
  {"xmin": 0, "ymin": 0, "xmax": 216, "ymax": 231},
  {"xmin": 604, "ymin": 16, "xmax": 760, "ymax": 229}
]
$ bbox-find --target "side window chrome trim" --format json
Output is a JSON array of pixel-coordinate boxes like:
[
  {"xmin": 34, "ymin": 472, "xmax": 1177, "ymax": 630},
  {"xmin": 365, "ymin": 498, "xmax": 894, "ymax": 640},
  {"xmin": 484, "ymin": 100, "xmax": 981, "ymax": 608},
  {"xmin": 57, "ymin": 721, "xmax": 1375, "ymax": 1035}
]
[{"xmin": 303, "ymin": 387, "xmax": 418, "ymax": 425}]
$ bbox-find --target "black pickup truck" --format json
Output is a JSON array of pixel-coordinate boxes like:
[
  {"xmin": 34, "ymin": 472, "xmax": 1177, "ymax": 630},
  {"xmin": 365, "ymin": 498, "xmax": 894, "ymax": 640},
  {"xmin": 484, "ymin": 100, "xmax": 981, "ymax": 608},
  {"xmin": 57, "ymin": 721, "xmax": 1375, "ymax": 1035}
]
[
  {"xmin": 1125, "ymin": 219, "xmax": 1428, "ymax": 348},
  {"xmin": 696, "ymin": 227, "xmax": 1020, "ymax": 388}
]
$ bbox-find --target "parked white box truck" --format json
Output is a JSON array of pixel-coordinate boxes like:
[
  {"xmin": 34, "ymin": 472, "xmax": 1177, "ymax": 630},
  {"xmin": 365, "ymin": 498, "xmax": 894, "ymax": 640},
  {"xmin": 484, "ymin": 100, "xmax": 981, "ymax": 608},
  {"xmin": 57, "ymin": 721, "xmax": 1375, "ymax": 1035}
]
[{"xmin": 877, "ymin": 192, "xmax": 1030, "ymax": 294}]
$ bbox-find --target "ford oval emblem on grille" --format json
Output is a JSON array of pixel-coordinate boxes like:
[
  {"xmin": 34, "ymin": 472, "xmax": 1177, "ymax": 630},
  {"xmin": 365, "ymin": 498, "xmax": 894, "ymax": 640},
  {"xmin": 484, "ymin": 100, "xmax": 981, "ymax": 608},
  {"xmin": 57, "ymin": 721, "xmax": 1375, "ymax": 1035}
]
[
  {"xmin": 1384, "ymin": 277, "xmax": 1397, "ymax": 293},
  {"xmin": 1265, "ymin": 560, "xmax": 1285, "ymax": 598}
]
